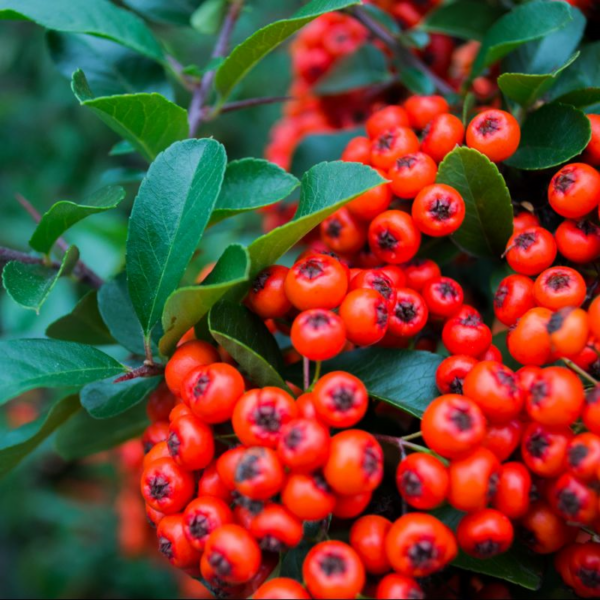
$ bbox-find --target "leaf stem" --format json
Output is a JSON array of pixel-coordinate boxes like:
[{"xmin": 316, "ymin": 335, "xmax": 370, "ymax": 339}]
[
  {"xmin": 143, "ymin": 333, "xmax": 156, "ymax": 367},
  {"xmin": 311, "ymin": 360, "xmax": 322, "ymax": 387},
  {"xmin": 563, "ymin": 358, "xmax": 599, "ymax": 387},
  {"xmin": 114, "ymin": 363, "xmax": 165, "ymax": 383},
  {"xmin": 303, "ymin": 356, "xmax": 310, "ymax": 391},
  {"xmin": 401, "ymin": 431, "xmax": 423, "ymax": 441}
]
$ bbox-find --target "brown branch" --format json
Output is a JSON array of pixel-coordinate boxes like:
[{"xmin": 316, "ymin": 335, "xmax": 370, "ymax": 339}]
[
  {"xmin": 217, "ymin": 95, "xmax": 292, "ymax": 115},
  {"xmin": 188, "ymin": 0, "xmax": 245, "ymax": 137},
  {"xmin": 348, "ymin": 6, "xmax": 455, "ymax": 96},
  {"xmin": 114, "ymin": 363, "xmax": 165, "ymax": 383}
]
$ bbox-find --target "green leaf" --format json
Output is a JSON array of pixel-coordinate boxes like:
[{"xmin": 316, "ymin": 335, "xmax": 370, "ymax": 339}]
[
  {"xmin": 280, "ymin": 541, "xmax": 312, "ymax": 582},
  {"xmin": 48, "ymin": 33, "xmax": 173, "ymax": 99},
  {"xmin": 462, "ymin": 92, "xmax": 477, "ymax": 126},
  {"xmin": 316, "ymin": 348, "xmax": 442, "ymax": 419},
  {"xmin": 30, "ymin": 186, "xmax": 125, "ymax": 254},
  {"xmin": 109, "ymin": 140, "xmax": 136, "ymax": 156},
  {"xmin": 423, "ymin": 0, "xmax": 505, "ymax": 42},
  {"xmin": 98, "ymin": 273, "xmax": 152, "ymax": 357},
  {"xmin": 122, "ymin": 0, "xmax": 197, "ymax": 25},
  {"xmin": 498, "ymin": 52, "xmax": 579, "ymax": 108},
  {"xmin": 159, "ymin": 244, "xmax": 250, "ymax": 356},
  {"xmin": 550, "ymin": 41, "xmax": 600, "ymax": 101},
  {"xmin": 0, "ymin": 0, "xmax": 163, "ymax": 61},
  {"xmin": 72, "ymin": 70, "xmax": 188, "ymax": 163},
  {"xmin": 316, "ymin": 44, "xmax": 390, "ymax": 96},
  {"xmin": 215, "ymin": 0, "xmax": 361, "ymax": 102},
  {"xmin": 47, "ymin": 291, "xmax": 115, "ymax": 346},
  {"xmin": 360, "ymin": 4, "xmax": 400, "ymax": 35},
  {"xmin": 471, "ymin": 1, "xmax": 573, "ymax": 77},
  {"xmin": 55, "ymin": 401, "xmax": 149, "ymax": 460},
  {"xmin": 504, "ymin": 6, "xmax": 585, "ymax": 76},
  {"xmin": 433, "ymin": 505, "xmax": 543, "ymax": 590},
  {"xmin": 191, "ymin": 0, "xmax": 227, "ymax": 34},
  {"xmin": 210, "ymin": 159, "xmax": 300, "ymax": 226},
  {"xmin": 554, "ymin": 88, "xmax": 600, "ymax": 113},
  {"xmin": 81, "ymin": 375, "xmax": 160, "ymax": 419},
  {"xmin": 2, "ymin": 246, "xmax": 80, "ymax": 313},
  {"xmin": 0, "ymin": 395, "xmax": 80, "ymax": 478},
  {"xmin": 400, "ymin": 67, "xmax": 436, "ymax": 96},
  {"xmin": 0, "ymin": 339, "xmax": 125, "ymax": 406},
  {"xmin": 436, "ymin": 148, "xmax": 513, "ymax": 258},
  {"xmin": 126, "ymin": 139, "xmax": 227, "ymax": 335},
  {"xmin": 504, "ymin": 103, "xmax": 592, "ymax": 171},
  {"xmin": 209, "ymin": 301, "xmax": 288, "ymax": 390}
]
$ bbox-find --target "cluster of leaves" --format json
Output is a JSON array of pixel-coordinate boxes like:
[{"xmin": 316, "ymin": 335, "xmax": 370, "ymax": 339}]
[{"xmin": 0, "ymin": 0, "xmax": 598, "ymax": 595}]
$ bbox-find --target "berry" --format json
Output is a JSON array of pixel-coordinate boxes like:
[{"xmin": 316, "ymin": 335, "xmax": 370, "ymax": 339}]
[
  {"xmin": 157, "ymin": 514, "xmax": 201, "ymax": 569},
  {"xmin": 339, "ymin": 289, "xmax": 389, "ymax": 346},
  {"xmin": 422, "ymin": 276, "xmax": 464, "ymax": 318},
  {"xmin": 167, "ymin": 414, "xmax": 214, "ymax": 471},
  {"xmin": 421, "ymin": 113, "xmax": 465, "ymax": 163},
  {"xmin": 371, "ymin": 127, "xmax": 420, "ymax": 170},
  {"xmin": 466, "ymin": 109, "xmax": 521, "ymax": 162},
  {"xmin": 457, "ymin": 509, "xmax": 513, "ymax": 559},
  {"xmin": 548, "ymin": 163, "xmax": 600, "ymax": 219},
  {"xmin": 282, "ymin": 472, "xmax": 336, "ymax": 521},
  {"xmin": 349, "ymin": 515, "xmax": 392, "ymax": 575},
  {"xmin": 141, "ymin": 457, "xmax": 195, "ymax": 514},
  {"xmin": 388, "ymin": 288, "xmax": 429, "ymax": 338},
  {"xmin": 404, "ymin": 95, "xmax": 449, "ymax": 130},
  {"xmin": 412, "ymin": 184, "xmax": 466, "ymax": 237},
  {"xmin": 183, "ymin": 496, "xmax": 234, "ymax": 552},
  {"xmin": 505, "ymin": 227, "xmax": 557, "ymax": 276},
  {"xmin": 249, "ymin": 503, "xmax": 304, "ymax": 551},
  {"xmin": 277, "ymin": 418, "xmax": 330, "ymax": 473},
  {"xmin": 368, "ymin": 210, "xmax": 422, "ymax": 264},
  {"xmin": 291, "ymin": 309, "xmax": 346, "ymax": 361},
  {"xmin": 253, "ymin": 578, "xmax": 311, "ymax": 600},
  {"xmin": 165, "ymin": 340, "xmax": 219, "ymax": 396},
  {"xmin": 313, "ymin": 371, "xmax": 369, "ymax": 428},
  {"xmin": 442, "ymin": 305, "xmax": 492, "ymax": 358},
  {"xmin": 388, "ymin": 152, "xmax": 438, "ymax": 199},
  {"xmin": 234, "ymin": 446, "xmax": 285, "ymax": 501},
  {"xmin": 396, "ymin": 452, "xmax": 449, "ymax": 510}
]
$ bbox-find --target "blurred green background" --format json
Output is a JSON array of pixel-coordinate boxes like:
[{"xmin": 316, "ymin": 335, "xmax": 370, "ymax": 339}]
[{"xmin": 0, "ymin": 2, "xmax": 301, "ymax": 597}]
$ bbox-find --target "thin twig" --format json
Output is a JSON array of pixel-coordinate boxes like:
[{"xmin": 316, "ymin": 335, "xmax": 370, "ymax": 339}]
[
  {"xmin": 303, "ymin": 357, "xmax": 310, "ymax": 391},
  {"xmin": 188, "ymin": 0, "xmax": 245, "ymax": 137},
  {"xmin": 114, "ymin": 363, "xmax": 165, "ymax": 383},
  {"xmin": 143, "ymin": 333, "xmax": 156, "ymax": 367},
  {"xmin": 563, "ymin": 358, "xmax": 600, "ymax": 387},
  {"xmin": 217, "ymin": 96, "xmax": 293, "ymax": 115},
  {"xmin": 348, "ymin": 6, "xmax": 455, "ymax": 96}
]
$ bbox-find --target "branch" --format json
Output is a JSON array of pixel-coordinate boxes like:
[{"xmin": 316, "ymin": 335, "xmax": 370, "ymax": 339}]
[
  {"xmin": 217, "ymin": 95, "xmax": 292, "ymax": 115},
  {"xmin": 188, "ymin": 0, "xmax": 245, "ymax": 137},
  {"xmin": 348, "ymin": 6, "xmax": 455, "ymax": 96},
  {"xmin": 114, "ymin": 363, "xmax": 165, "ymax": 383}
]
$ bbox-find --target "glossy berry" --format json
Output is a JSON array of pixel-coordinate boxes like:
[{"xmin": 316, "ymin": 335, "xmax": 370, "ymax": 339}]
[
  {"xmin": 165, "ymin": 340, "xmax": 220, "ymax": 396},
  {"xmin": 521, "ymin": 422, "xmax": 573, "ymax": 478},
  {"xmin": 403, "ymin": 258, "xmax": 441, "ymax": 292},
  {"xmin": 285, "ymin": 254, "xmax": 348, "ymax": 311},
  {"xmin": 253, "ymin": 578, "xmax": 311, "ymax": 600},
  {"xmin": 492, "ymin": 462, "xmax": 531, "ymax": 519},
  {"xmin": 396, "ymin": 452, "xmax": 449, "ymax": 510},
  {"xmin": 368, "ymin": 210, "xmax": 422, "ymax": 264},
  {"xmin": 349, "ymin": 269, "xmax": 397, "ymax": 307},
  {"xmin": 482, "ymin": 418, "xmax": 523, "ymax": 463},
  {"xmin": 157, "ymin": 514, "xmax": 201, "ymax": 569},
  {"xmin": 142, "ymin": 421, "xmax": 169, "ymax": 453},
  {"xmin": 234, "ymin": 446, "xmax": 285, "ymax": 501},
  {"xmin": 388, "ymin": 288, "xmax": 428, "ymax": 338},
  {"xmin": 457, "ymin": 509, "xmax": 513, "ymax": 559},
  {"xmin": 216, "ymin": 446, "xmax": 246, "ymax": 491},
  {"xmin": 183, "ymin": 496, "xmax": 233, "ymax": 552},
  {"xmin": 249, "ymin": 503, "xmax": 304, "ymax": 552},
  {"xmin": 333, "ymin": 491, "xmax": 373, "ymax": 520},
  {"xmin": 232, "ymin": 387, "xmax": 298, "ymax": 448},
  {"xmin": 568, "ymin": 432, "xmax": 600, "ymax": 481},
  {"xmin": 548, "ymin": 473, "xmax": 598, "ymax": 525},
  {"xmin": 421, "ymin": 113, "xmax": 465, "ymax": 163},
  {"xmin": 303, "ymin": 541, "xmax": 366, "ymax": 600},
  {"xmin": 556, "ymin": 219, "xmax": 600, "ymax": 264},
  {"xmin": 421, "ymin": 394, "xmax": 487, "ymax": 459},
  {"xmin": 366, "ymin": 105, "xmax": 410, "ymax": 138},
  {"xmin": 291, "ymin": 309, "xmax": 346, "ymax": 361},
  {"xmin": 436, "ymin": 354, "xmax": 478, "ymax": 395},
  {"xmin": 282, "ymin": 472, "xmax": 336, "ymax": 521},
  {"xmin": 466, "ymin": 109, "xmax": 521, "ymax": 162},
  {"xmin": 404, "ymin": 95, "xmax": 449, "ymax": 130},
  {"xmin": 313, "ymin": 371, "xmax": 369, "ymax": 428},
  {"xmin": 146, "ymin": 382, "xmax": 176, "ymax": 423},
  {"xmin": 370, "ymin": 127, "xmax": 420, "ymax": 170},
  {"xmin": 347, "ymin": 177, "xmax": 393, "ymax": 222},
  {"xmin": 342, "ymin": 136, "xmax": 371, "ymax": 164},
  {"xmin": 534, "ymin": 266, "xmax": 586, "ymax": 310},
  {"xmin": 375, "ymin": 574, "xmax": 424, "ymax": 600},
  {"xmin": 320, "ymin": 207, "xmax": 367, "ymax": 255},
  {"xmin": 168, "ymin": 414, "xmax": 215, "ymax": 471},
  {"xmin": 505, "ymin": 227, "xmax": 557, "ymax": 276},
  {"xmin": 349, "ymin": 515, "xmax": 392, "ymax": 575},
  {"xmin": 412, "ymin": 184, "xmax": 466, "ymax": 237},
  {"xmin": 141, "ymin": 457, "xmax": 195, "ymax": 515},
  {"xmin": 548, "ymin": 163, "xmax": 600, "ymax": 219},
  {"xmin": 385, "ymin": 513, "xmax": 457, "ymax": 578},
  {"xmin": 442, "ymin": 305, "xmax": 492, "ymax": 358},
  {"xmin": 590, "ymin": 296, "xmax": 600, "ymax": 341},
  {"xmin": 493, "ymin": 274, "xmax": 536, "ymax": 327},
  {"xmin": 422, "ymin": 276, "xmax": 464, "ymax": 318},
  {"xmin": 508, "ymin": 307, "xmax": 553, "ymax": 367},
  {"xmin": 388, "ymin": 153, "xmax": 437, "ymax": 199},
  {"xmin": 520, "ymin": 502, "xmax": 575, "ymax": 554},
  {"xmin": 198, "ymin": 461, "xmax": 233, "ymax": 503},
  {"xmin": 324, "ymin": 430, "xmax": 383, "ymax": 495},
  {"xmin": 277, "ymin": 418, "xmax": 330, "ymax": 473},
  {"xmin": 246, "ymin": 265, "xmax": 293, "ymax": 319},
  {"xmin": 339, "ymin": 289, "xmax": 389, "ymax": 346}
]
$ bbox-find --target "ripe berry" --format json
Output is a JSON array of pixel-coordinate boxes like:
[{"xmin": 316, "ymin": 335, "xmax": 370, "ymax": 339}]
[
  {"xmin": 368, "ymin": 210, "xmax": 422, "ymax": 264},
  {"xmin": 403, "ymin": 258, "xmax": 441, "ymax": 292},
  {"xmin": 388, "ymin": 288, "xmax": 428, "ymax": 338},
  {"xmin": 249, "ymin": 503, "xmax": 304, "ymax": 551},
  {"xmin": 482, "ymin": 418, "xmax": 523, "ymax": 462},
  {"xmin": 493, "ymin": 274, "xmax": 536, "ymax": 327},
  {"xmin": 564, "ymin": 542, "xmax": 600, "ymax": 598},
  {"xmin": 168, "ymin": 414, "xmax": 214, "ymax": 471},
  {"xmin": 141, "ymin": 457, "xmax": 195, "ymax": 514},
  {"xmin": 370, "ymin": 127, "xmax": 420, "ymax": 170},
  {"xmin": 385, "ymin": 513, "xmax": 457, "ymax": 578},
  {"xmin": 448, "ymin": 448, "xmax": 500, "ymax": 512},
  {"xmin": 442, "ymin": 305, "xmax": 492, "ymax": 358},
  {"xmin": 492, "ymin": 461, "xmax": 531, "ymax": 519},
  {"xmin": 181, "ymin": 362, "xmax": 245, "ymax": 424},
  {"xmin": 143, "ymin": 440, "xmax": 170, "ymax": 471},
  {"xmin": 339, "ymin": 289, "xmax": 389, "ymax": 346},
  {"xmin": 436, "ymin": 354, "xmax": 478, "ymax": 395},
  {"xmin": 534, "ymin": 266, "xmax": 587, "ymax": 311},
  {"xmin": 333, "ymin": 491, "xmax": 373, "ymax": 519},
  {"xmin": 421, "ymin": 113, "xmax": 465, "ymax": 163},
  {"xmin": 505, "ymin": 227, "xmax": 557, "ymax": 276},
  {"xmin": 234, "ymin": 446, "xmax": 285, "ymax": 501},
  {"xmin": 253, "ymin": 578, "xmax": 311, "ymax": 600},
  {"xmin": 157, "ymin": 514, "xmax": 201, "ymax": 569},
  {"xmin": 282, "ymin": 472, "xmax": 336, "ymax": 521},
  {"xmin": 291, "ymin": 309, "xmax": 346, "ymax": 361},
  {"xmin": 466, "ymin": 109, "xmax": 521, "ymax": 162},
  {"xmin": 548, "ymin": 163, "xmax": 600, "ymax": 219},
  {"xmin": 347, "ymin": 177, "xmax": 393, "ymax": 221},
  {"xmin": 412, "ymin": 184, "xmax": 466, "ymax": 237},
  {"xmin": 548, "ymin": 473, "xmax": 598, "ymax": 525},
  {"xmin": 376, "ymin": 574, "xmax": 424, "ymax": 600},
  {"xmin": 320, "ymin": 207, "xmax": 367, "ymax": 255},
  {"xmin": 388, "ymin": 153, "xmax": 438, "ymax": 199},
  {"xmin": 201, "ymin": 524, "xmax": 262, "ymax": 585},
  {"xmin": 277, "ymin": 417, "xmax": 330, "ymax": 473},
  {"xmin": 366, "ymin": 105, "xmax": 410, "ymax": 138},
  {"xmin": 508, "ymin": 307, "xmax": 553, "ymax": 366},
  {"xmin": 520, "ymin": 501, "xmax": 576, "ymax": 554},
  {"xmin": 404, "ymin": 95, "xmax": 449, "ymax": 130},
  {"xmin": 285, "ymin": 254, "xmax": 348, "ymax": 311},
  {"xmin": 313, "ymin": 371, "xmax": 369, "ymax": 428},
  {"xmin": 349, "ymin": 515, "xmax": 392, "ymax": 575},
  {"xmin": 457, "ymin": 509, "xmax": 513, "ymax": 559},
  {"xmin": 349, "ymin": 269, "xmax": 397, "ymax": 307},
  {"xmin": 568, "ymin": 433, "xmax": 600, "ymax": 481},
  {"xmin": 422, "ymin": 276, "xmax": 464, "ymax": 318},
  {"xmin": 521, "ymin": 422, "xmax": 573, "ymax": 478},
  {"xmin": 142, "ymin": 421, "xmax": 169, "ymax": 453},
  {"xmin": 198, "ymin": 461, "xmax": 234, "ymax": 503},
  {"xmin": 146, "ymin": 382, "xmax": 176, "ymax": 423},
  {"xmin": 232, "ymin": 387, "xmax": 298, "ymax": 448},
  {"xmin": 396, "ymin": 452, "xmax": 449, "ymax": 510},
  {"xmin": 303, "ymin": 540, "xmax": 366, "ymax": 600},
  {"xmin": 514, "ymin": 211, "xmax": 540, "ymax": 232},
  {"xmin": 216, "ymin": 446, "xmax": 246, "ymax": 491},
  {"xmin": 556, "ymin": 219, "xmax": 600, "ymax": 264},
  {"xmin": 165, "ymin": 340, "xmax": 220, "ymax": 396},
  {"xmin": 183, "ymin": 496, "xmax": 233, "ymax": 552},
  {"xmin": 324, "ymin": 430, "xmax": 384, "ymax": 495}
]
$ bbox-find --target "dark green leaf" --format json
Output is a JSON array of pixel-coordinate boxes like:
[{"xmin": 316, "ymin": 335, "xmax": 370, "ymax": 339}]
[
  {"xmin": 109, "ymin": 140, "xmax": 136, "ymax": 156},
  {"xmin": 504, "ymin": 103, "xmax": 591, "ymax": 170},
  {"xmin": 549, "ymin": 41, "xmax": 600, "ymax": 100},
  {"xmin": 72, "ymin": 70, "xmax": 188, "ymax": 163},
  {"xmin": 400, "ymin": 67, "xmax": 436, "ymax": 96},
  {"xmin": 2, "ymin": 246, "xmax": 80, "ymax": 313},
  {"xmin": 0, "ymin": 339, "xmax": 125, "ymax": 406},
  {"xmin": 498, "ymin": 53, "xmax": 579, "ymax": 107},
  {"xmin": 126, "ymin": 139, "xmax": 227, "ymax": 335},
  {"xmin": 360, "ymin": 4, "xmax": 400, "ymax": 35},
  {"xmin": 0, "ymin": 0, "xmax": 163, "ymax": 61},
  {"xmin": 436, "ymin": 148, "xmax": 513, "ymax": 258},
  {"xmin": 554, "ymin": 88, "xmax": 600, "ymax": 113},
  {"xmin": 316, "ymin": 44, "xmax": 390, "ymax": 95},
  {"xmin": 48, "ymin": 32, "xmax": 173, "ymax": 99},
  {"xmin": 209, "ymin": 301, "xmax": 288, "ymax": 390},
  {"xmin": 55, "ymin": 401, "xmax": 149, "ymax": 460},
  {"xmin": 0, "ymin": 395, "xmax": 80, "ymax": 478},
  {"xmin": 122, "ymin": 0, "xmax": 197, "ymax": 25},
  {"xmin": 215, "ymin": 0, "xmax": 361, "ymax": 102},
  {"xmin": 471, "ymin": 1, "xmax": 573, "ymax": 77},
  {"xmin": 423, "ymin": 1, "xmax": 506, "ymax": 42},
  {"xmin": 81, "ymin": 375, "xmax": 160, "ymax": 419},
  {"xmin": 47, "ymin": 291, "xmax": 115, "ymax": 346},
  {"xmin": 30, "ymin": 186, "xmax": 125, "ymax": 253},
  {"xmin": 462, "ymin": 92, "xmax": 477, "ymax": 126},
  {"xmin": 433, "ymin": 505, "xmax": 543, "ymax": 590},
  {"xmin": 191, "ymin": 0, "xmax": 227, "ymax": 34},
  {"xmin": 493, "ymin": 330, "xmax": 520, "ymax": 371},
  {"xmin": 159, "ymin": 245, "xmax": 250, "ymax": 355},
  {"xmin": 318, "ymin": 348, "xmax": 442, "ymax": 418},
  {"xmin": 210, "ymin": 159, "xmax": 300, "ymax": 226},
  {"xmin": 280, "ymin": 541, "xmax": 312, "ymax": 582}
]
